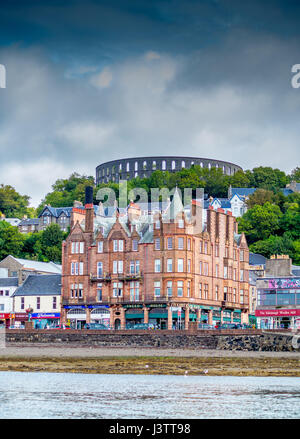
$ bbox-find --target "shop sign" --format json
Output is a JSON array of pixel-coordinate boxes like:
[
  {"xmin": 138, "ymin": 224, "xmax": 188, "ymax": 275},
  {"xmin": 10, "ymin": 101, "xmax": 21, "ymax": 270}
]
[
  {"xmin": 170, "ymin": 307, "xmax": 181, "ymax": 312},
  {"xmin": 147, "ymin": 303, "xmax": 166, "ymax": 308},
  {"xmin": 64, "ymin": 305, "xmax": 86, "ymax": 309},
  {"xmin": 255, "ymin": 309, "xmax": 300, "ymax": 317},
  {"xmin": 125, "ymin": 304, "xmax": 143, "ymax": 309},
  {"xmin": 189, "ymin": 304, "xmax": 202, "ymax": 309},
  {"xmin": 268, "ymin": 278, "xmax": 300, "ymax": 289},
  {"xmin": 0, "ymin": 313, "xmax": 10, "ymax": 319},
  {"xmin": 87, "ymin": 304, "xmax": 109, "ymax": 309},
  {"xmin": 31, "ymin": 313, "xmax": 60, "ymax": 319}
]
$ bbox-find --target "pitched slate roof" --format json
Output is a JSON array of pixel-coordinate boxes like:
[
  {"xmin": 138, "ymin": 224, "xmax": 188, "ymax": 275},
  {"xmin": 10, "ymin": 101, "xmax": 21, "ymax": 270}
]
[
  {"xmin": 19, "ymin": 218, "xmax": 39, "ymax": 226},
  {"xmin": 212, "ymin": 198, "xmax": 232, "ymax": 209},
  {"xmin": 231, "ymin": 188, "xmax": 257, "ymax": 197},
  {"xmin": 9, "ymin": 256, "xmax": 62, "ymax": 274},
  {"xmin": 249, "ymin": 252, "xmax": 267, "ymax": 266},
  {"xmin": 0, "ymin": 277, "xmax": 18, "ymax": 287},
  {"xmin": 39, "ymin": 205, "xmax": 99, "ymax": 218},
  {"xmin": 12, "ymin": 274, "xmax": 61, "ymax": 296}
]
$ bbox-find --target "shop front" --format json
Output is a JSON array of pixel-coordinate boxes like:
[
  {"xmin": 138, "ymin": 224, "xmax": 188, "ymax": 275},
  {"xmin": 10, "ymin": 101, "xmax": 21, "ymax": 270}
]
[
  {"xmin": 0, "ymin": 313, "xmax": 11, "ymax": 328},
  {"xmin": 125, "ymin": 307, "xmax": 144, "ymax": 327},
  {"xmin": 88, "ymin": 305, "xmax": 110, "ymax": 327},
  {"xmin": 149, "ymin": 307, "xmax": 168, "ymax": 329},
  {"xmin": 64, "ymin": 306, "xmax": 86, "ymax": 329},
  {"xmin": 255, "ymin": 308, "xmax": 300, "ymax": 329},
  {"xmin": 12, "ymin": 312, "xmax": 28, "ymax": 328},
  {"xmin": 31, "ymin": 313, "xmax": 60, "ymax": 329}
]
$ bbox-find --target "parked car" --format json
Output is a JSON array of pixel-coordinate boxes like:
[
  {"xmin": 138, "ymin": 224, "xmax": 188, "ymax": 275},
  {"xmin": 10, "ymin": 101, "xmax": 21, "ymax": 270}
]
[
  {"xmin": 84, "ymin": 323, "xmax": 109, "ymax": 330},
  {"xmin": 48, "ymin": 324, "xmax": 71, "ymax": 330},
  {"xmin": 126, "ymin": 323, "xmax": 154, "ymax": 330},
  {"xmin": 216, "ymin": 323, "xmax": 239, "ymax": 330},
  {"xmin": 9, "ymin": 325, "xmax": 25, "ymax": 329},
  {"xmin": 198, "ymin": 323, "xmax": 216, "ymax": 330}
]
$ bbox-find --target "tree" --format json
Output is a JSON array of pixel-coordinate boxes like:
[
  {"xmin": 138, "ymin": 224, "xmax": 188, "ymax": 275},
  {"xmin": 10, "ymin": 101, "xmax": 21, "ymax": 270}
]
[
  {"xmin": 0, "ymin": 221, "xmax": 25, "ymax": 260},
  {"xmin": 39, "ymin": 224, "xmax": 65, "ymax": 263},
  {"xmin": 249, "ymin": 234, "xmax": 295, "ymax": 259},
  {"xmin": 290, "ymin": 167, "xmax": 300, "ymax": 182},
  {"xmin": 229, "ymin": 170, "xmax": 251, "ymax": 188},
  {"xmin": 246, "ymin": 189, "xmax": 274, "ymax": 208},
  {"xmin": 280, "ymin": 202, "xmax": 300, "ymax": 239},
  {"xmin": 0, "ymin": 184, "xmax": 31, "ymax": 218},
  {"xmin": 237, "ymin": 202, "xmax": 283, "ymax": 244},
  {"xmin": 246, "ymin": 167, "xmax": 288, "ymax": 191},
  {"xmin": 37, "ymin": 173, "xmax": 95, "ymax": 214}
]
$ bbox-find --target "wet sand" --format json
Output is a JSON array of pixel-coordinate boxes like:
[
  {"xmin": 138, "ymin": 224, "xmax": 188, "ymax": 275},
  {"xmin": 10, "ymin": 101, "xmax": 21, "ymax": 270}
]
[{"xmin": 0, "ymin": 343, "xmax": 299, "ymax": 376}]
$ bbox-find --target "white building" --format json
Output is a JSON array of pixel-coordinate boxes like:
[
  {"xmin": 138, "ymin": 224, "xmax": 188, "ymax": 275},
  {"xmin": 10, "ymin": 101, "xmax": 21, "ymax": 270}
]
[{"xmin": 12, "ymin": 274, "xmax": 61, "ymax": 328}]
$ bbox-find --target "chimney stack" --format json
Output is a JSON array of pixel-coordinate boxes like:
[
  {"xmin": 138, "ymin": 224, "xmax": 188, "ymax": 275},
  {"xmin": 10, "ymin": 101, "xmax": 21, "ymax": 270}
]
[{"xmin": 85, "ymin": 186, "xmax": 94, "ymax": 233}]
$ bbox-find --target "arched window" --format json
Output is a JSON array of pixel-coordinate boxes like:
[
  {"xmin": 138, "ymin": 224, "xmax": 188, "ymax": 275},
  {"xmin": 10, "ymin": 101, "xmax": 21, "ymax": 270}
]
[
  {"xmin": 200, "ymin": 162, "xmax": 203, "ymax": 168},
  {"xmin": 162, "ymin": 160, "xmax": 166, "ymax": 170},
  {"xmin": 172, "ymin": 160, "xmax": 176, "ymax": 170},
  {"xmin": 126, "ymin": 162, "xmax": 130, "ymax": 172},
  {"xmin": 152, "ymin": 161, "xmax": 156, "ymax": 170},
  {"xmin": 143, "ymin": 161, "xmax": 147, "ymax": 170},
  {"xmin": 222, "ymin": 165, "xmax": 226, "ymax": 174},
  {"xmin": 119, "ymin": 163, "xmax": 122, "ymax": 171},
  {"xmin": 208, "ymin": 163, "xmax": 211, "ymax": 170},
  {"xmin": 181, "ymin": 161, "xmax": 185, "ymax": 168}
]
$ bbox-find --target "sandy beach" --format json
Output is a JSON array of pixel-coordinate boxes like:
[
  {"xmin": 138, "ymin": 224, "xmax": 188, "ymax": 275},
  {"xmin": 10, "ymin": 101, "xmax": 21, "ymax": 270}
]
[{"xmin": 0, "ymin": 343, "xmax": 299, "ymax": 376}]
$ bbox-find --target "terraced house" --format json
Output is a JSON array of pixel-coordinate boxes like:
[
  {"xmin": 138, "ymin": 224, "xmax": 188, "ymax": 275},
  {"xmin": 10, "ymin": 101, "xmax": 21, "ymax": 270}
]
[{"xmin": 61, "ymin": 187, "xmax": 250, "ymax": 330}]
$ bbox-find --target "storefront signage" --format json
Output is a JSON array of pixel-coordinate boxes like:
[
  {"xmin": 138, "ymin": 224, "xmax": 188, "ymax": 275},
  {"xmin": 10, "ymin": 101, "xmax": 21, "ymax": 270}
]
[
  {"xmin": 268, "ymin": 278, "xmax": 300, "ymax": 289},
  {"xmin": 31, "ymin": 313, "xmax": 60, "ymax": 319},
  {"xmin": 0, "ymin": 313, "xmax": 10, "ymax": 319},
  {"xmin": 147, "ymin": 303, "xmax": 167, "ymax": 308},
  {"xmin": 189, "ymin": 304, "xmax": 202, "ymax": 310},
  {"xmin": 124, "ymin": 304, "xmax": 143, "ymax": 309},
  {"xmin": 255, "ymin": 309, "xmax": 300, "ymax": 317},
  {"xmin": 64, "ymin": 305, "xmax": 86, "ymax": 309},
  {"xmin": 87, "ymin": 305, "xmax": 109, "ymax": 309}
]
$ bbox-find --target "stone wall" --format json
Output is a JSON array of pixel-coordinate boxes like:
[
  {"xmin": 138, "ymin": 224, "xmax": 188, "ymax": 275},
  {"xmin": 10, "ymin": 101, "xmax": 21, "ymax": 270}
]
[{"xmin": 5, "ymin": 329, "xmax": 300, "ymax": 351}]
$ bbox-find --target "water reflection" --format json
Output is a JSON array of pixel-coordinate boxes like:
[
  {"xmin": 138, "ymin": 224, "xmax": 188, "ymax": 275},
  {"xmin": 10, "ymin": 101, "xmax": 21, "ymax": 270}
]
[{"xmin": 0, "ymin": 372, "xmax": 299, "ymax": 419}]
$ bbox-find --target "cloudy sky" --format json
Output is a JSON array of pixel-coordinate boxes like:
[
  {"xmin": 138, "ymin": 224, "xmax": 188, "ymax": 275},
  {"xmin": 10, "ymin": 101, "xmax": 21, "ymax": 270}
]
[{"xmin": 0, "ymin": 0, "xmax": 300, "ymax": 206}]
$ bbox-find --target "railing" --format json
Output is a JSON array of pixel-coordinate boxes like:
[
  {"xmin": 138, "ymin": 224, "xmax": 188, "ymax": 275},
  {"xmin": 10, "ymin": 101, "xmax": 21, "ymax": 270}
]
[
  {"xmin": 90, "ymin": 272, "xmax": 143, "ymax": 282},
  {"xmin": 90, "ymin": 274, "xmax": 111, "ymax": 282}
]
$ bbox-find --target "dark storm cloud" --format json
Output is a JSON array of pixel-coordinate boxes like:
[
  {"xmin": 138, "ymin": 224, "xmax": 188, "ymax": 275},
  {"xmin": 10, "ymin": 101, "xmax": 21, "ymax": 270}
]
[{"xmin": 0, "ymin": 0, "xmax": 299, "ymax": 205}]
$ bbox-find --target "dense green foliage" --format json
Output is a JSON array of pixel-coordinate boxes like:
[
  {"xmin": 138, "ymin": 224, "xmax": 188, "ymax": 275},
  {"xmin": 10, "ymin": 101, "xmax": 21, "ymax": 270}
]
[
  {"xmin": 0, "ymin": 184, "xmax": 36, "ymax": 219},
  {"xmin": 0, "ymin": 223, "xmax": 66, "ymax": 263},
  {"xmin": 238, "ymin": 192, "xmax": 300, "ymax": 263},
  {"xmin": 37, "ymin": 172, "xmax": 95, "ymax": 215}
]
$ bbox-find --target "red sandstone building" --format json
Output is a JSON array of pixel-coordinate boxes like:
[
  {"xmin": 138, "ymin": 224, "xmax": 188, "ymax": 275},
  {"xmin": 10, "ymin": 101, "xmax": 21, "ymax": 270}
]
[{"xmin": 61, "ymin": 187, "xmax": 250, "ymax": 329}]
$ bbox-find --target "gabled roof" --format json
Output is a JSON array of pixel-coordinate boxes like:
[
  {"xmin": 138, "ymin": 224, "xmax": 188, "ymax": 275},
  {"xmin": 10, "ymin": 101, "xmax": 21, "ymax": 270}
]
[
  {"xmin": 249, "ymin": 252, "xmax": 266, "ymax": 266},
  {"xmin": 39, "ymin": 205, "xmax": 99, "ymax": 218},
  {"xmin": 212, "ymin": 198, "xmax": 231, "ymax": 209},
  {"xmin": 12, "ymin": 274, "xmax": 61, "ymax": 296},
  {"xmin": 0, "ymin": 277, "xmax": 18, "ymax": 287},
  {"xmin": 163, "ymin": 187, "xmax": 184, "ymax": 222},
  {"xmin": 231, "ymin": 188, "xmax": 257, "ymax": 197}
]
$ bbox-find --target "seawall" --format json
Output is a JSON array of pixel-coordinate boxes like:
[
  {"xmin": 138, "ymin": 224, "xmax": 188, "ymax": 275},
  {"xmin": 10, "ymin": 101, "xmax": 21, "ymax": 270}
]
[{"xmin": 5, "ymin": 329, "xmax": 300, "ymax": 351}]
